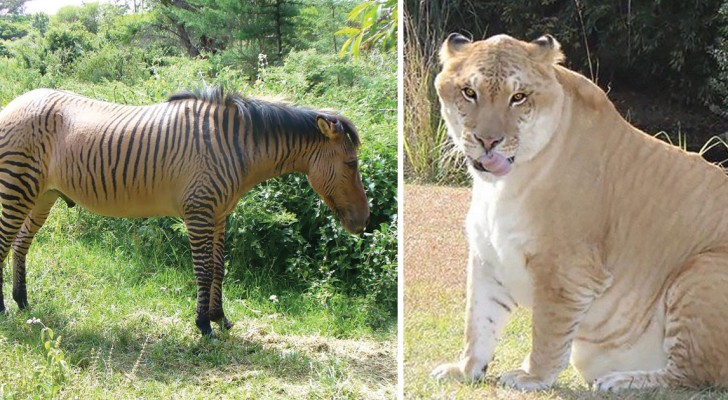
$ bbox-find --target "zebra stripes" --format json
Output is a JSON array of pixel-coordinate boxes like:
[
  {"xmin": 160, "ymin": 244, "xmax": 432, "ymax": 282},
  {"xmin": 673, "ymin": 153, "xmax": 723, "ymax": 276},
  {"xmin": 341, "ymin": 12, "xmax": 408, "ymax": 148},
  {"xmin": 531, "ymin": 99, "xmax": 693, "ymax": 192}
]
[{"xmin": 0, "ymin": 87, "xmax": 369, "ymax": 336}]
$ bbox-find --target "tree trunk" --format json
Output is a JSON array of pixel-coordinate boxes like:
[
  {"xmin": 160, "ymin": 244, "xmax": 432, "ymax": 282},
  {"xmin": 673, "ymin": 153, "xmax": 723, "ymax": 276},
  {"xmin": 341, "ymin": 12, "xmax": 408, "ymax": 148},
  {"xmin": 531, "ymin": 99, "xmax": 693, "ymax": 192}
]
[
  {"xmin": 331, "ymin": 1, "xmax": 337, "ymax": 54},
  {"xmin": 275, "ymin": 0, "xmax": 283, "ymax": 59},
  {"xmin": 175, "ymin": 22, "xmax": 200, "ymax": 57}
]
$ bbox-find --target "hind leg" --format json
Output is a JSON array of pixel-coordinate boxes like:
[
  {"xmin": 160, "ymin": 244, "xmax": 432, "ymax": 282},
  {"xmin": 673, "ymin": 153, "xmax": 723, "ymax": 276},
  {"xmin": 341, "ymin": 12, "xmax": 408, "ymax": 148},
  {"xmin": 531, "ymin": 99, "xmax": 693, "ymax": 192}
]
[
  {"xmin": 596, "ymin": 252, "xmax": 728, "ymax": 391},
  {"xmin": 0, "ymin": 199, "xmax": 37, "ymax": 313},
  {"xmin": 208, "ymin": 217, "xmax": 232, "ymax": 330},
  {"xmin": 11, "ymin": 193, "xmax": 57, "ymax": 310}
]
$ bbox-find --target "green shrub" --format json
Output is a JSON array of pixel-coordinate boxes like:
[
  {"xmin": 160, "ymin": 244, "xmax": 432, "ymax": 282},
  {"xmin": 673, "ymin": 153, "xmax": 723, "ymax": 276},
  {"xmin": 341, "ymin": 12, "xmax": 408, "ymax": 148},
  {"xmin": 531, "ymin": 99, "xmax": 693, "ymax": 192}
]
[
  {"xmin": 45, "ymin": 22, "xmax": 97, "ymax": 68},
  {"xmin": 259, "ymin": 49, "xmax": 359, "ymax": 97},
  {"xmin": 74, "ymin": 45, "xmax": 148, "ymax": 84},
  {"xmin": 7, "ymin": 31, "xmax": 47, "ymax": 73},
  {"xmin": 0, "ymin": 15, "xmax": 30, "ymax": 41},
  {"xmin": 0, "ymin": 57, "xmax": 42, "ymax": 105}
]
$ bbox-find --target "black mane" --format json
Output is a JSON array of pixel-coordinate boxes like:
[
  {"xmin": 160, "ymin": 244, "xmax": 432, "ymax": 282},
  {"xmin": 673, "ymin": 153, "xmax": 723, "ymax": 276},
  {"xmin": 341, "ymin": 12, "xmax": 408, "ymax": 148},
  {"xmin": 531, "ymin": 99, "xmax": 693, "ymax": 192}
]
[{"xmin": 168, "ymin": 87, "xmax": 360, "ymax": 148}]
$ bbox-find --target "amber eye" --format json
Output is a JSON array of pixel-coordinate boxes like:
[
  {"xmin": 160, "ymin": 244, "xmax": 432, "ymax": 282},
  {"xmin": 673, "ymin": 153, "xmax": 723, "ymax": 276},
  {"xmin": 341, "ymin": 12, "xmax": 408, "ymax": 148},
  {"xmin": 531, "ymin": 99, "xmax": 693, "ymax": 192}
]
[
  {"xmin": 510, "ymin": 92, "xmax": 527, "ymax": 106},
  {"xmin": 461, "ymin": 87, "xmax": 477, "ymax": 101}
]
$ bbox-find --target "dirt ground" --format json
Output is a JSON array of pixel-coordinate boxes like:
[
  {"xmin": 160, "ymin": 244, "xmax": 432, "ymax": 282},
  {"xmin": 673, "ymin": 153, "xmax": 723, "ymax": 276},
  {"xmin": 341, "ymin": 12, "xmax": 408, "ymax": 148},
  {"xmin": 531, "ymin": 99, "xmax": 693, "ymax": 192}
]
[{"xmin": 403, "ymin": 184, "xmax": 470, "ymax": 298}]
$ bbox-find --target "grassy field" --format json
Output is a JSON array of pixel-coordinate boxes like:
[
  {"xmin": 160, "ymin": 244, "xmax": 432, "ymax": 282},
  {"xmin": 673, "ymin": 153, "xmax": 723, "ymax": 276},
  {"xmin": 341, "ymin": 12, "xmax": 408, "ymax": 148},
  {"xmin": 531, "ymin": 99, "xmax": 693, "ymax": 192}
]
[
  {"xmin": 0, "ymin": 203, "xmax": 396, "ymax": 399},
  {"xmin": 403, "ymin": 184, "xmax": 728, "ymax": 400}
]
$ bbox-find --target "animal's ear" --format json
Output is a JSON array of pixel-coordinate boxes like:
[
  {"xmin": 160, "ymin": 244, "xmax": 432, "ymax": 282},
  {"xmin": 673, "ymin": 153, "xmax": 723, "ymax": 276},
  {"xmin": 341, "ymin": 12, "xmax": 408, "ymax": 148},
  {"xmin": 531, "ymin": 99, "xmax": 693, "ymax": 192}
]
[
  {"xmin": 440, "ymin": 33, "xmax": 472, "ymax": 64},
  {"xmin": 316, "ymin": 115, "xmax": 343, "ymax": 140},
  {"xmin": 528, "ymin": 34, "xmax": 564, "ymax": 64}
]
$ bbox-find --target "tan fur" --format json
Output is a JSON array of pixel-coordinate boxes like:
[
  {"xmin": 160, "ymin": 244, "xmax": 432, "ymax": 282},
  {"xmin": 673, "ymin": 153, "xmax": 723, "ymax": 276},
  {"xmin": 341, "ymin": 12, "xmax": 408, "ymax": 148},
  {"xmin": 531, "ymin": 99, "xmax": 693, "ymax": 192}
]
[{"xmin": 431, "ymin": 34, "xmax": 728, "ymax": 391}]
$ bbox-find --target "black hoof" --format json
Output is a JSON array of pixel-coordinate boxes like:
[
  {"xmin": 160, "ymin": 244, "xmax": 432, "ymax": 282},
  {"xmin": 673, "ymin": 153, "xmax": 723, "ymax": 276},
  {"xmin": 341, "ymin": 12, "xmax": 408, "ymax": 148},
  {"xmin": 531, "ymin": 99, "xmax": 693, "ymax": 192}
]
[
  {"xmin": 218, "ymin": 318, "xmax": 233, "ymax": 331},
  {"xmin": 195, "ymin": 316, "xmax": 213, "ymax": 337},
  {"xmin": 209, "ymin": 309, "xmax": 233, "ymax": 331},
  {"xmin": 12, "ymin": 289, "xmax": 28, "ymax": 310},
  {"xmin": 15, "ymin": 299, "xmax": 29, "ymax": 311}
]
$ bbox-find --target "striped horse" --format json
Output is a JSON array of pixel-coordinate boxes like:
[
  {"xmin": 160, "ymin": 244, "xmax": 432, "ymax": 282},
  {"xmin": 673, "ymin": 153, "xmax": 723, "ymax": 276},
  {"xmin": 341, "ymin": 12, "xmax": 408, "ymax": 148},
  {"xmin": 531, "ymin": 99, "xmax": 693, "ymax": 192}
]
[{"xmin": 0, "ymin": 88, "xmax": 370, "ymax": 336}]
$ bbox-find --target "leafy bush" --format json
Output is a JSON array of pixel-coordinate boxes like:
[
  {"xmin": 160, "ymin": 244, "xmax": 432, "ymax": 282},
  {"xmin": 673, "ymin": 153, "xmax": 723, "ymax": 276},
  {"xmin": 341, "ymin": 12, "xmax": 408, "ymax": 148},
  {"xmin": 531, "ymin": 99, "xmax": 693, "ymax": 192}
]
[
  {"xmin": 337, "ymin": 0, "xmax": 398, "ymax": 60},
  {"xmin": 53, "ymin": 2, "xmax": 101, "ymax": 34},
  {"xmin": 0, "ymin": 15, "xmax": 30, "ymax": 40},
  {"xmin": 74, "ymin": 44, "xmax": 148, "ymax": 84},
  {"xmin": 0, "ymin": 57, "xmax": 42, "ymax": 105},
  {"xmin": 45, "ymin": 22, "xmax": 97, "ymax": 67},
  {"xmin": 259, "ymin": 49, "xmax": 359, "ymax": 96},
  {"xmin": 7, "ymin": 31, "xmax": 47, "ymax": 73}
]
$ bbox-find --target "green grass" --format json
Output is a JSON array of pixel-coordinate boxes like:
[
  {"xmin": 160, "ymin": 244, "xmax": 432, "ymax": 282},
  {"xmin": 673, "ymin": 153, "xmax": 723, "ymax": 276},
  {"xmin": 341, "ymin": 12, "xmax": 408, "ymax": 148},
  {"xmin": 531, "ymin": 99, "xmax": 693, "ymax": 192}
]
[{"xmin": 0, "ymin": 204, "xmax": 396, "ymax": 399}]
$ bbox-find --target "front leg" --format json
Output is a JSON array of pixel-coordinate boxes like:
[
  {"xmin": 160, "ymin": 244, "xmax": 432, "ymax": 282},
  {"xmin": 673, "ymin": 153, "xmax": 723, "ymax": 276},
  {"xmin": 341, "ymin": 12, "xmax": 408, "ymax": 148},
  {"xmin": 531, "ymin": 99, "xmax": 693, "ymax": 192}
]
[
  {"xmin": 500, "ymin": 248, "xmax": 612, "ymax": 390},
  {"xmin": 432, "ymin": 249, "xmax": 516, "ymax": 381},
  {"xmin": 184, "ymin": 212, "xmax": 216, "ymax": 337},
  {"xmin": 208, "ymin": 217, "xmax": 233, "ymax": 330}
]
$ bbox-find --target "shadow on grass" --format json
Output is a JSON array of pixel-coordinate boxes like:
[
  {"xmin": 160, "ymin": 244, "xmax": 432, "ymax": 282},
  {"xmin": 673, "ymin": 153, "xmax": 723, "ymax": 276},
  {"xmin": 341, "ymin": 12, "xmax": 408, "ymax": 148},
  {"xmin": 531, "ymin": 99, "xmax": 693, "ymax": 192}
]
[{"xmin": 0, "ymin": 304, "xmax": 383, "ymax": 387}]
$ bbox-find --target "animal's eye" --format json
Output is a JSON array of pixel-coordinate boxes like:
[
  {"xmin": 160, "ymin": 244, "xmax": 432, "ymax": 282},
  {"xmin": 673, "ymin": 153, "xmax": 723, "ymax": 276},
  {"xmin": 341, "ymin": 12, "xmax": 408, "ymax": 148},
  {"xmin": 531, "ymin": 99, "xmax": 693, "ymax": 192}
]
[
  {"xmin": 510, "ymin": 92, "xmax": 527, "ymax": 106},
  {"xmin": 461, "ymin": 87, "xmax": 477, "ymax": 101},
  {"xmin": 345, "ymin": 160, "xmax": 358, "ymax": 169}
]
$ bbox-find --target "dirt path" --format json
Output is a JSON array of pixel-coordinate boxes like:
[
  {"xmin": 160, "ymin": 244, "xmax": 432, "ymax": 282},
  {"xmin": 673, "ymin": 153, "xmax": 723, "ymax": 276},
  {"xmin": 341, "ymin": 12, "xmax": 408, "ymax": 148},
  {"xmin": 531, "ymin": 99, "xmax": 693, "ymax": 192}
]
[{"xmin": 403, "ymin": 184, "xmax": 470, "ymax": 295}]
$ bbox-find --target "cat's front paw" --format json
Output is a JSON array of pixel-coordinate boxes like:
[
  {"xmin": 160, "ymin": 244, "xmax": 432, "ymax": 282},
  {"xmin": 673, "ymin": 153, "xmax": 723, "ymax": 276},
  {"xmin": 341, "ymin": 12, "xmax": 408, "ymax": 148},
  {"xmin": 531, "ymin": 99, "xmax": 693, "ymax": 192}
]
[
  {"xmin": 431, "ymin": 359, "xmax": 486, "ymax": 382},
  {"xmin": 500, "ymin": 369, "xmax": 553, "ymax": 391}
]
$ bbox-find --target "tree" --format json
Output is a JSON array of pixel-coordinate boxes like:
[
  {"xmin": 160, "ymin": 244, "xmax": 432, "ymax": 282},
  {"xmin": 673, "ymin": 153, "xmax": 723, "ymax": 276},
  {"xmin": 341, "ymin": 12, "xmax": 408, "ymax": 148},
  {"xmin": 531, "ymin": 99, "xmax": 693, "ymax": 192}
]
[
  {"xmin": 152, "ymin": 0, "xmax": 301, "ymax": 63},
  {"xmin": 31, "ymin": 12, "xmax": 48, "ymax": 36},
  {"xmin": 337, "ymin": 0, "xmax": 397, "ymax": 60},
  {"xmin": 54, "ymin": 3, "xmax": 101, "ymax": 34},
  {"xmin": 290, "ymin": 0, "xmax": 356, "ymax": 55},
  {"xmin": 0, "ymin": 0, "xmax": 28, "ymax": 15},
  {"xmin": 0, "ymin": 0, "xmax": 30, "ymax": 41}
]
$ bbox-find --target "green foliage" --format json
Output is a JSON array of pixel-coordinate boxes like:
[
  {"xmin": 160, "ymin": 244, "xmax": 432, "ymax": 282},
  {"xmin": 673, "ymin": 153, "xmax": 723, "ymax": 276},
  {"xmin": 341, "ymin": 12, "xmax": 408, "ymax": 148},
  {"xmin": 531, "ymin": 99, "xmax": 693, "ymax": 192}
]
[
  {"xmin": 0, "ymin": 57, "xmax": 41, "ymax": 104},
  {"xmin": 54, "ymin": 2, "xmax": 101, "ymax": 34},
  {"xmin": 99, "ymin": 8, "xmax": 155, "ymax": 45},
  {"xmin": 30, "ymin": 12, "xmax": 48, "ymax": 36},
  {"xmin": 6, "ymin": 31, "xmax": 47, "ymax": 73},
  {"xmin": 0, "ymin": 14, "xmax": 29, "ymax": 40},
  {"xmin": 337, "ymin": 0, "xmax": 397, "ymax": 60},
  {"xmin": 74, "ymin": 44, "xmax": 149, "ymax": 84},
  {"xmin": 23, "ymin": 318, "xmax": 70, "ymax": 397},
  {"xmin": 159, "ymin": 0, "xmax": 302, "ymax": 63},
  {"xmin": 291, "ymin": 1, "xmax": 356, "ymax": 54},
  {"xmin": 45, "ymin": 22, "xmax": 97, "ymax": 67},
  {"xmin": 260, "ymin": 49, "xmax": 358, "ymax": 95},
  {"xmin": 0, "ymin": 0, "xmax": 28, "ymax": 16}
]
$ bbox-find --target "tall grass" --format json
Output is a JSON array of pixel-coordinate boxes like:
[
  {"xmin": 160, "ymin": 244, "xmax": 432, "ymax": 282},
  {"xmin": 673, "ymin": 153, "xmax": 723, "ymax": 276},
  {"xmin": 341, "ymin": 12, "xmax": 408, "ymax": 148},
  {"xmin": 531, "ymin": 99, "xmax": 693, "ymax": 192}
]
[{"xmin": 403, "ymin": 8, "xmax": 469, "ymax": 186}]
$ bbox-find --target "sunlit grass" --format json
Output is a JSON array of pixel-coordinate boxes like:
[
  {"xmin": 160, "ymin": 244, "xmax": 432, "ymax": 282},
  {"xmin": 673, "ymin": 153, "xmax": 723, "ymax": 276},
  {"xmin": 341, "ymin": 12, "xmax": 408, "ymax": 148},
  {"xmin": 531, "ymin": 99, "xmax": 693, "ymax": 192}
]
[{"xmin": 0, "ymin": 204, "xmax": 395, "ymax": 399}]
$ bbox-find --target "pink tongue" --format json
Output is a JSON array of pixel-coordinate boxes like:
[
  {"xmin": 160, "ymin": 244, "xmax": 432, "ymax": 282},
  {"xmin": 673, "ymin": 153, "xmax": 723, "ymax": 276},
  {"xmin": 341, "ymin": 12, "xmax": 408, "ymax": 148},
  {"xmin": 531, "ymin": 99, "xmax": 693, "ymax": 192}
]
[{"xmin": 478, "ymin": 153, "xmax": 512, "ymax": 176}]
